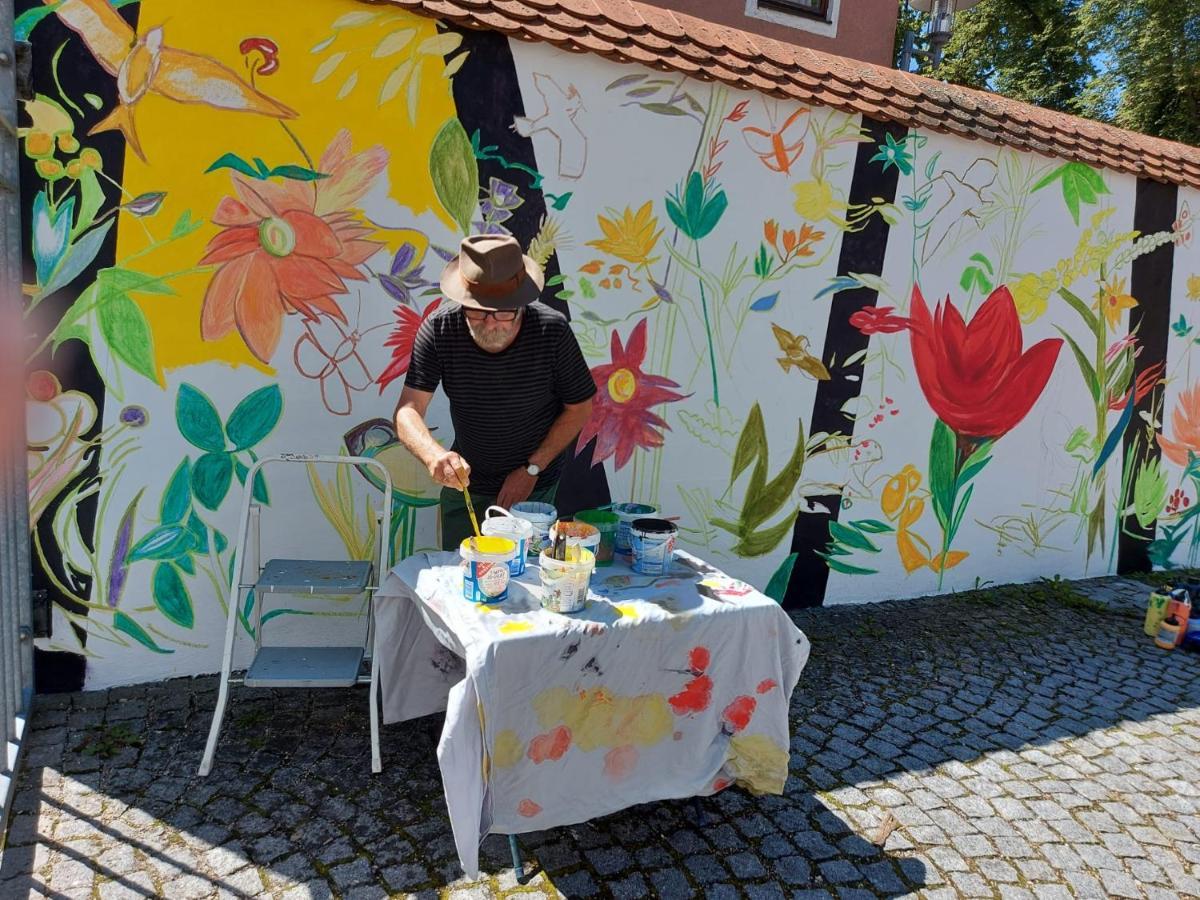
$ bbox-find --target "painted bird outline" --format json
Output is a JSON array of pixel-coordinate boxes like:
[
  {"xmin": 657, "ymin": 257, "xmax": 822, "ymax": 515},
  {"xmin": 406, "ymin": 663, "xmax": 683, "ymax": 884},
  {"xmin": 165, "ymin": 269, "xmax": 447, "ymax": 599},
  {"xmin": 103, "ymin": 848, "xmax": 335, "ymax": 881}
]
[
  {"xmin": 772, "ymin": 323, "xmax": 830, "ymax": 380},
  {"xmin": 511, "ymin": 72, "xmax": 588, "ymax": 180},
  {"xmin": 50, "ymin": 0, "xmax": 297, "ymax": 161}
]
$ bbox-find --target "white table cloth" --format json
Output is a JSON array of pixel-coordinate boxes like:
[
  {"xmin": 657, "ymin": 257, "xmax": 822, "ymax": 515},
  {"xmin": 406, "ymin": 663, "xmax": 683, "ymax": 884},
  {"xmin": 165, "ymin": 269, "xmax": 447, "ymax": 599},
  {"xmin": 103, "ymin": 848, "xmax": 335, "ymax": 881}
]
[{"xmin": 375, "ymin": 549, "xmax": 810, "ymax": 876}]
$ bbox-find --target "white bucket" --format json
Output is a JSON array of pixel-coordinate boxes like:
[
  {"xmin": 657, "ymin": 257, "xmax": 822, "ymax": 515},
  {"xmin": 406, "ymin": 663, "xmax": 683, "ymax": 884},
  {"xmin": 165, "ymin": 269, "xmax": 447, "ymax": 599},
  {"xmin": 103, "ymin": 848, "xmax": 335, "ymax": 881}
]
[
  {"xmin": 548, "ymin": 520, "xmax": 601, "ymax": 559},
  {"xmin": 460, "ymin": 536, "xmax": 518, "ymax": 604},
  {"xmin": 613, "ymin": 502, "xmax": 658, "ymax": 554},
  {"xmin": 511, "ymin": 501, "xmax": 557, "ymax": 557},
  {"xmin": 630, "ymin": 518, "xmax": 677, "ymax": 576},
  {"xmin": 538, "ymin": 548, "xmax": 595, "ymax": 614},
  {"xmin": 482, "ymin": 506, "xmax": 533, "ymax": 576}
]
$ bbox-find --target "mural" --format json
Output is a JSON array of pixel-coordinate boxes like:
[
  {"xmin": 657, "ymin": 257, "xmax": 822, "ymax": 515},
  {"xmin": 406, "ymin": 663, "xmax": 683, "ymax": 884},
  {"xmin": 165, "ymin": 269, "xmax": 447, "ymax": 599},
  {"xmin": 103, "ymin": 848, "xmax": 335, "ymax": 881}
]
[{"xmin": 17, "ymin": 0, "xmax": 1199, "ymax": 689}]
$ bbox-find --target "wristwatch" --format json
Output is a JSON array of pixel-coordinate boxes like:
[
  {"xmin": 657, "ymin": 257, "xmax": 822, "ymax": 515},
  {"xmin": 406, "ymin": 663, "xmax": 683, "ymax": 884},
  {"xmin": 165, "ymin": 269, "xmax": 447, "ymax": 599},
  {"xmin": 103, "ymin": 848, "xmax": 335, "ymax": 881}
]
[{"xmin": 525, "ymin": 462, "xmax": 541, "ymax": 477}]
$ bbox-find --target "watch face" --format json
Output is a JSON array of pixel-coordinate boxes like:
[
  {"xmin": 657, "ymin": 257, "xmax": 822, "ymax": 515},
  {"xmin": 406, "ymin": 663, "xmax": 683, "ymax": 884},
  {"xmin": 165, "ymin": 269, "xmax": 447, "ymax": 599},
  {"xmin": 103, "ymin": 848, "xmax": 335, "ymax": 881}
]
[{"xmin": 527, "ymin": 463, "xmax": 540, "ymax": 476}]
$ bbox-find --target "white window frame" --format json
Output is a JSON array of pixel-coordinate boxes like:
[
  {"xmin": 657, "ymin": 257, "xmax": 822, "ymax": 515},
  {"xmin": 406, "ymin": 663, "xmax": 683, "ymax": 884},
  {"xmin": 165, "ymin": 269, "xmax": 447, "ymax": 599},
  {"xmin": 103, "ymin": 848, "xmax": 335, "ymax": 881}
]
[{"xmin": 745, "ymin": 0, "xmax": 840, "ymax": 39}]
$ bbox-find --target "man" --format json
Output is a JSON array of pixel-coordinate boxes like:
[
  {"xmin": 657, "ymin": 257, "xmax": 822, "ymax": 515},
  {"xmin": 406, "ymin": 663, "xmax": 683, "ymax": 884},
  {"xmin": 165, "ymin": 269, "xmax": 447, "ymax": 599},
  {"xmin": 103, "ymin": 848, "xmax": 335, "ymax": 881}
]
[{"xmin": 393, "ymin": 234, "xmax": 596, "ymax": 550}]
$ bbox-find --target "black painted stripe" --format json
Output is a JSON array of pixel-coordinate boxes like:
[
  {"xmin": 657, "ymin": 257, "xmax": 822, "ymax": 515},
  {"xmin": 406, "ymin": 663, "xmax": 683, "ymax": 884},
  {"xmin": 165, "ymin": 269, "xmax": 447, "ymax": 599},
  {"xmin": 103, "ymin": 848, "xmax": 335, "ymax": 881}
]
[
  {"xmin": 444, "ymin": 27, "xmax": 610, "ymax": 513},
  {"xmin": 1118, "ymin": 178, "xmax": 1178, "ymax": 573},
  {"xmin": 783, "ymin": 116, "xmax": 907, "ymax": 609}
]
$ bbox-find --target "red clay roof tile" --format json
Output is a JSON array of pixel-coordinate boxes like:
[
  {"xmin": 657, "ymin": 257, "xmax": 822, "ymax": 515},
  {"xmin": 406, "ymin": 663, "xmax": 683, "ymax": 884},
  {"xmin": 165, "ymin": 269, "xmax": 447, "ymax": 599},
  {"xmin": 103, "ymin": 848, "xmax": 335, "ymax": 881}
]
[{"xmin": 378, "ymin": 0, "xmax": 1200, "ymax": 190}]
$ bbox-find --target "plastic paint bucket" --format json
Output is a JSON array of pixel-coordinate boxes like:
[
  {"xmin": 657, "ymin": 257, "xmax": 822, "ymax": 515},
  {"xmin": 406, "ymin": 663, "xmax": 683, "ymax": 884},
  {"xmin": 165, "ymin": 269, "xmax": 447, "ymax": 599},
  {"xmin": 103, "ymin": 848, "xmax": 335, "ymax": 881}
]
[
  {"xmin": 576, "ymin": 509, "xmax": 618, "ymax": 566},
  {"xmin": 482, "ymin": 506, "xmax": 533, "ymax": 576},
  {"xmin": 460, "ymin": 536, "xmax": 518, "ymax": 604},
  {"xmin": 511, "ymin": 501, "xmax": 557, "ymax": 557},
  {"xmin": 538, "ymin": 548, "xmax": 595, "ymax": 614},
  {"xmin": 549, "ymin": 520, "xmax": 601, "ymax": 561},
  {"xmin": 613, "ymin": 502, "xmax": 657, "ymax": 554},
  {"xmin": 630, "ymin": 518, "xmax": 678, "ymax": 576}
]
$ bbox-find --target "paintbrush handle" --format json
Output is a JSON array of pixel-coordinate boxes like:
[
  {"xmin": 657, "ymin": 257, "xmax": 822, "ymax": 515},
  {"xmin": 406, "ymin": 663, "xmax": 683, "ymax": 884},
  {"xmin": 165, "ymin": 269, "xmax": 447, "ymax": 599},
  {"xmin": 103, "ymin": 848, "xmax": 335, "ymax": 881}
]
[{"xmin": 454, "ymin": 468, "xmax": 482, "ymax": 538}]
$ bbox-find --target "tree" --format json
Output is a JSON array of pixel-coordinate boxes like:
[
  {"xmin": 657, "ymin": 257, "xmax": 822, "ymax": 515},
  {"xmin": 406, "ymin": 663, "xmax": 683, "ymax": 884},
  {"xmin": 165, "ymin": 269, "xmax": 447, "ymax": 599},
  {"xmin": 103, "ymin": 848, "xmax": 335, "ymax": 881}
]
[
  {"xmin": 928, "ymin": 0, "xmax": 1096, "ymax": 115},
  {"xmin": 895, "ymin": 0, "xmax": 1200, "ymax": 144},
  {"xmin": 1077, "ymin": 0, "xmax": 1200, "ymax": 146}
]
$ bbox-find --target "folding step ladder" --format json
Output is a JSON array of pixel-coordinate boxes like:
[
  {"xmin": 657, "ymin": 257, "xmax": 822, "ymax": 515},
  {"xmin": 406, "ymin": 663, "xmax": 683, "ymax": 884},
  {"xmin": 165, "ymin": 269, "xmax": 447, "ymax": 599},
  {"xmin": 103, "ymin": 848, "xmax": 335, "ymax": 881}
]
[{"xmin": 199, "ymin": 453, "xmax": 393, "ymax": 776}]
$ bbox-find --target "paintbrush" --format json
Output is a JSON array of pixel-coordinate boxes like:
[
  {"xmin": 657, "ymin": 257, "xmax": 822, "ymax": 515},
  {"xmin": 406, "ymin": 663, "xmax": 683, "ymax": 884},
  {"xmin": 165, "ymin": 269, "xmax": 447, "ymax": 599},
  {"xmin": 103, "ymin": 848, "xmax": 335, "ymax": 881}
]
[{"xmin": 454, "ymin": 467, "xmax": 481, "ymax": 548}]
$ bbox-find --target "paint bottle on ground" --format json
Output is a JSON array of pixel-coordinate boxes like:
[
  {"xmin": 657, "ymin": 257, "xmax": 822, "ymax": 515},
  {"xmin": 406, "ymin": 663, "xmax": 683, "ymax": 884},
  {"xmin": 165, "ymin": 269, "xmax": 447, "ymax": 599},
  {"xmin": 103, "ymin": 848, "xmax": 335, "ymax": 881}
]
[
  {"xmin": 1167, "ymin": 589, "xmax": 1192, "ymax": 647},
  {"xmin": 1144, "ymin": 587, "xmax": 1172, "ymax": 637},
  {"xmin": 1156, "ymin": 615, "xmax": 1183, "ymax": 650}
]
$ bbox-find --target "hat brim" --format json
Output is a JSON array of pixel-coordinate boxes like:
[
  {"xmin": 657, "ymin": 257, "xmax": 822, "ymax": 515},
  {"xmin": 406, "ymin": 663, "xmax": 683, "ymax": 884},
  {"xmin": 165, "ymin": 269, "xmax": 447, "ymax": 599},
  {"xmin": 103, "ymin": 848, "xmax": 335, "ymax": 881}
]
[{"xmin": 439, "ymin": 254, "xmax": 545, "ymax": 310}]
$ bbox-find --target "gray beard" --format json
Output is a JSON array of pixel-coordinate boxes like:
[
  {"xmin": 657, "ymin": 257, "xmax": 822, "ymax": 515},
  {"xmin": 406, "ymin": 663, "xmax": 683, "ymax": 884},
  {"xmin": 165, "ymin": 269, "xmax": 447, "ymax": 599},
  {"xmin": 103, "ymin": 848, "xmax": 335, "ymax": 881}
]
[{"xmin": 468, "ymin": 318, "xmax": 520, "ymax": 352}]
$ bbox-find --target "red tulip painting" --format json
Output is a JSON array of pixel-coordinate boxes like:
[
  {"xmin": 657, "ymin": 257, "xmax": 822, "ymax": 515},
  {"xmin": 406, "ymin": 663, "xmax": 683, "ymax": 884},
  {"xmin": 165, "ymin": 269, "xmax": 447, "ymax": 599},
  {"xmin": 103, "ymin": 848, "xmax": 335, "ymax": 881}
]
[{"xmin": 907, "ymin": 285, "xmax": 1062, "ymax": 584}]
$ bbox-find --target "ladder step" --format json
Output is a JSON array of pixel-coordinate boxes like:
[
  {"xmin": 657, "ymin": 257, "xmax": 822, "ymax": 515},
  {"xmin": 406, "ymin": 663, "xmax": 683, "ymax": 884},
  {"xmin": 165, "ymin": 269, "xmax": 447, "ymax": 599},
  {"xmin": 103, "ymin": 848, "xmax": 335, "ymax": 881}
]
[
  {"xmin": 244, "ymin": 646, "xmax": 365, "ymax": 688},
  {"xmin": 255, "ymin": 559, "xmax": 372, "ymax": 594}
]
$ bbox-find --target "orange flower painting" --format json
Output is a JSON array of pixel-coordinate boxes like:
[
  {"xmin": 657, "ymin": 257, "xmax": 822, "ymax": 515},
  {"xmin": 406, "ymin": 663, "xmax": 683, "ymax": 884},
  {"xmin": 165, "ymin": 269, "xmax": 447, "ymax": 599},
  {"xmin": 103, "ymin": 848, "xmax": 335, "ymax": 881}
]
[
  {"xmin": 1158, "ymin": 382, "xmax": 1200, "ymax": 467},
  {"xmin": 199, "ymin": 130, "xmax": 386, "ymax": 362}
]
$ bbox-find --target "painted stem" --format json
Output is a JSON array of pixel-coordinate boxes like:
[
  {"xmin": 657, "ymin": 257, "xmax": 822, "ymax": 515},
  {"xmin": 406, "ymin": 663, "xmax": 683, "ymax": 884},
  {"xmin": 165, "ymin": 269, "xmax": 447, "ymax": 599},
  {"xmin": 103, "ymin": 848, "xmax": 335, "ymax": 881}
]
[{"xmin": 694, "ymin": 243, "xmax": 719, "ymax": 408}]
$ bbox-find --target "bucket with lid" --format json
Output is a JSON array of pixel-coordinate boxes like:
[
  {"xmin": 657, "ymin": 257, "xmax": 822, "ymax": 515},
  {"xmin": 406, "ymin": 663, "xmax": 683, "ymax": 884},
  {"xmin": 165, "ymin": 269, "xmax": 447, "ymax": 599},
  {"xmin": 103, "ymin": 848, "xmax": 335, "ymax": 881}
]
[
  {"xmin": 538, "ymin": 547, "xmax": 595, "ymax": 614},
  {"xmin": 576, "ymin": 509, "xmax": 618, "ymax": 566},
  {"xmin": 549, "ymin": 520, "xmax": 601, "ymax": 561},
  {"xmin": 460, "ymin": 536, "xmax": 518, "ymax": 604},
  {"xmin": 482, "ymin": 506, "xmax": 533, "ymax": 576},
  {"xmin": 630, "ymin": 518, "xmax": 678, "ymax": 576},
  {"xmin": 613, "ymin": 502, "xmax": 657, "ymax": 554},
  {"xmin": 511, "ymin": 501, "xmax": 557, "ymax": 557}
]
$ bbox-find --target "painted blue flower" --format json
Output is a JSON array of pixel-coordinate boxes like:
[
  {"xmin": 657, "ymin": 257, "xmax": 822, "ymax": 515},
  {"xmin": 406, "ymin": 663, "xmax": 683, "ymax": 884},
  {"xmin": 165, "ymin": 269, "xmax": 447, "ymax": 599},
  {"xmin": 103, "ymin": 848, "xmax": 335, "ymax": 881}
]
[
  {"xmin": 869, "ymin": 132, "xmax": 914, "ymax": 176},
  {"xmin": 119, "ymin": 405, "xmax": 148, "ymax": 427},
  {"xmin": 379, "ymin": 242, "xmax": 435, "ymax": 307}
]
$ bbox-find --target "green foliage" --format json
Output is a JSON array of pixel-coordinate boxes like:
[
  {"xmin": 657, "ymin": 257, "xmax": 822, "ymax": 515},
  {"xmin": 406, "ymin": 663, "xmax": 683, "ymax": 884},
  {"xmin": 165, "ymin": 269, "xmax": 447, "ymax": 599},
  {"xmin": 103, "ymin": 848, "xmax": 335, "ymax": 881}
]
[
  {"xmin": 665, "ymin": 172, "xmax": 728, "ymax": 242},
  {"xmin": 1032, "ymin": 162, "xmax": 1110, "ymax": 226},
  {"xmin": 897, "ymin": 0, "xmax": 1200, "ymax": 143},
  {"xmin": 430, "ymin": 118, "xmax": 480, "ymax": 234},
  {"xmin": 74, "ymin": 723, "xmax": 145, "ymax": 758}
]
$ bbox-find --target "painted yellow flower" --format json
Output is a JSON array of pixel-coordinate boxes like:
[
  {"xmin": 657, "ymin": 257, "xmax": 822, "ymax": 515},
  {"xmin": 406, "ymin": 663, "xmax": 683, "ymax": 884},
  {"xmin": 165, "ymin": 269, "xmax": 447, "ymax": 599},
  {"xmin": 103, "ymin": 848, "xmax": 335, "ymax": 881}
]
[
  {"xmin": 1188, "ymin": 274, "xmax": 1200, "ymax": 302},
  {"xmin": 791, "ymin": 179, "xmax": 837, "ymax": 223},
  {"xmin": 1098, "ymin": 276, "xmax": 1137, "ymax": 330},
  {"xmin": 881, "ymin": 464, "xmax": 920, "ymax": 519},
  {"xmin": 896, "ymin": 529, "xmax": 930, "ymax": 574},
  {"xmin": 1012, "ymin": 271, "xmax": 1055, "ymax": 323},
  {"xmin": 586, "ymin": 202, "xmax": 663, "ymax": 267}
]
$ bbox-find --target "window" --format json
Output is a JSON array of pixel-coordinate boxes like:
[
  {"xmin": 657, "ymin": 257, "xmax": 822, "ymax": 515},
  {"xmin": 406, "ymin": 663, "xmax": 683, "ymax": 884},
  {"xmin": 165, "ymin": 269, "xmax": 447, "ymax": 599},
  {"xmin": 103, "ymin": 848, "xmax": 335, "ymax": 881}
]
[
  {"xmin": 746, "ymin": 0, "xmax": 840, "ymax": 37},
  {"xmin": 758, "ymin": 0, "xmax": 830, "ymax": 20}
]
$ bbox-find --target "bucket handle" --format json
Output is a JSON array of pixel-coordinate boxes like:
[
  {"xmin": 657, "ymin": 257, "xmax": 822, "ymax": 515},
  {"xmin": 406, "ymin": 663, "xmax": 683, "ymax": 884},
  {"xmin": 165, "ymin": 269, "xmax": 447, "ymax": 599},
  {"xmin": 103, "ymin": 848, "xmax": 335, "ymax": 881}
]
[{"xmin": 485, "ymin": 505, "xmax": 513, "ymax": 519}]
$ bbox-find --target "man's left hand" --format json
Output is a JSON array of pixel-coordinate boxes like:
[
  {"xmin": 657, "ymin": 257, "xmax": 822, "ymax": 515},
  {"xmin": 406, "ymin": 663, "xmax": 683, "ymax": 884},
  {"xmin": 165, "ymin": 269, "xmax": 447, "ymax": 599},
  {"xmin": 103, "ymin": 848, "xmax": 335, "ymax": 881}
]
[{"xmin": 496, "ymin": 467, "xmax": 537, "ymax": 509}]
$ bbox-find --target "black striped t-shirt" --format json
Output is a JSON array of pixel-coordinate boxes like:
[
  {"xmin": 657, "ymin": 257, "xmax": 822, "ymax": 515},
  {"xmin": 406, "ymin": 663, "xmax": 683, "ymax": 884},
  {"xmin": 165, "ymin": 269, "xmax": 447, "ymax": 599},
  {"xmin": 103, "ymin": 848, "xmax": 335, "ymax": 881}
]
[{"xmin": 404, "ymin": 301, "xmax": 598, "ymax": 494}]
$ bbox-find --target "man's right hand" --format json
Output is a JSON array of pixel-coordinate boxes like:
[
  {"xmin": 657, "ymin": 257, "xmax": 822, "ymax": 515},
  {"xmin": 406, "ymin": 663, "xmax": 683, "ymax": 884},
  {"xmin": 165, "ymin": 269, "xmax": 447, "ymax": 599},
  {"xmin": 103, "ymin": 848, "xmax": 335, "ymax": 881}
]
[{"xmin": 428, "ymin": 451, "xmax": 471, "ymax": 490}]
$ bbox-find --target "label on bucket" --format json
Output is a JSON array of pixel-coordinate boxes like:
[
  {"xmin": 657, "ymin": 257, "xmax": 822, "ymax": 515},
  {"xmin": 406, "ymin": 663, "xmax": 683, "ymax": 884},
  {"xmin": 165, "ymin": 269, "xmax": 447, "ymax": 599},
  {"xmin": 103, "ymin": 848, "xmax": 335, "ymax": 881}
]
[
  {"xmin": 464, "ymin": 560, "xmax": 509, "ymax": 604},
  {"xmin": 631, "ymin": 527, "xmax": 676, "ymax": 576}
]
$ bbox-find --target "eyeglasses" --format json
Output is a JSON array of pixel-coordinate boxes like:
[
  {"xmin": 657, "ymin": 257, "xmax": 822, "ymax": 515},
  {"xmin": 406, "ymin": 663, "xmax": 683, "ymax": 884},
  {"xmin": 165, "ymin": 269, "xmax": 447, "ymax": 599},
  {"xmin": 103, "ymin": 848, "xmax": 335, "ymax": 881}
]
[{"xmin": 462, "ymin": 308, "xmax": 521, "ymax": 322}]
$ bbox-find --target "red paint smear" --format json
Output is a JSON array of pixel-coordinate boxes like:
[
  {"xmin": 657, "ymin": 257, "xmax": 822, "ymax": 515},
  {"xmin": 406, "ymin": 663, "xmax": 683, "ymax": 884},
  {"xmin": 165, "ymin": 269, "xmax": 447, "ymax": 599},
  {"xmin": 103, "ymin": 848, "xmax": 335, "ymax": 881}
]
[
  {"xmin": 604, "ymin": 745, "xmax": 639, "ymax": 782},
  {"xmin": 722, "ymin": 695, "xmax": 757, "ymax": 732},
  {"xmin": 527, "ymin": 725, "xmax": 572, "ymax": 763},
  {"xmin": 517, "ymin": 799, "xmax": 542, "ymax": 818},
  {"xmin": 669, "ymin": 674, "xmax": 713, "ymax": 715},
  {"xmin": 712, "ymin": 776, "xmax": 733, "ymax": 792},
  {"xmin": 689, "ymin": 646, "xmax": 711, "ymax": 674},
  {"xmin": 756, "ymin": 679, "xmax": 778, "ymax": 694}
]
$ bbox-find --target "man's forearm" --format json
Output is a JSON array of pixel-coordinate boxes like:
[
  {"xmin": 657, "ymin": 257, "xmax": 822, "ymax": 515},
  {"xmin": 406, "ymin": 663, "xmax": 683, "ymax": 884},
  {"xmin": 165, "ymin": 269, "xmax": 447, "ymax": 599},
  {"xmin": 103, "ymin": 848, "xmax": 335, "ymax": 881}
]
[
  {"xmin": 529, "ymin": 402, "xmax": 593, "ymax": 469},
  {"xmin": 394, "ymin": 405, "xmax": 443, "ymax": 468}
]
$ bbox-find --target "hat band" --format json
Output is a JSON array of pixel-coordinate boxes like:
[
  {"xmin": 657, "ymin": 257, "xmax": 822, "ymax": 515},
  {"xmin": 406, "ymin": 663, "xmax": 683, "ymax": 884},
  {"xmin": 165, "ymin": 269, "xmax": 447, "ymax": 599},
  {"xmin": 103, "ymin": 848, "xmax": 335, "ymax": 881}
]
[{"xmin": 464, "ymin": 271, "xmax": 524, "ymax": 298}]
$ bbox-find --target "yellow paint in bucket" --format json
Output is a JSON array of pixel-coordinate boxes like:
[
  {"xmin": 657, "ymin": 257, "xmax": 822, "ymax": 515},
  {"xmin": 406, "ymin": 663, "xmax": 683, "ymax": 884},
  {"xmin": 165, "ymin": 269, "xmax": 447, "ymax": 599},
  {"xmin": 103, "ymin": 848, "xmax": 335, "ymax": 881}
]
[{"xmin": 460, "ymin": 536, "xmax": 518, "ymax": 604}]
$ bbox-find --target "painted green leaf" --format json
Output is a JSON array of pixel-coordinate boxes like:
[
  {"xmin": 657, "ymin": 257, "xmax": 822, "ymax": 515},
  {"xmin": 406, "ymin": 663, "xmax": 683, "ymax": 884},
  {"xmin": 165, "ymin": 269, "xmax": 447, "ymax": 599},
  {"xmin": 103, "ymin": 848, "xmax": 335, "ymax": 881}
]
[
  {"xmin": 928, "ymin": 419, "xmax": 957, "ymax": 532},
  {"xmin": 262, "ymin": 609, "xmax": 314, "ymax": 625},
  {"xmin": 128, "ymin": 524, "xmax": 195, "ymax": 563},
  {"xmin": 72, "ymin": 169, "xmax": 105, "ymax": 240},
  {"xmin": 176, "ymin": 554, "xmax": 195, "ymax": 576},
  {"xmin": 204, "ymin": 152, "xmax": 261, "ymax": 179},
  {"xmin": 1033, "ymin": 162, "xmax": 1109, "ymax": 226},
  {"xmin": 14, "ymin": 4, "xmax": 59, "ymax": 40},
  {"xmin": 192, "ymin": 452, "xmax": 234, "ymax": 510},
  {"xmin": 949, "ymin": 483, "xmax": 975, "ymax": 541},
  {"xmin": 1055, "ymin": 326, "xmax": 1100, "ymax": 402},
  {"xmin": 1058, "ymin": 287, "xmax": 1102, "ymax": 338},
  {"xmin": 419, "ymin": 32, "xmax": 462, "ymax": 56},
  {"xmin": 269, "ymin": 165, "xmax": 329, "ymax": 182},
  {"xmin": 52, "ymin": 281, "xmax": 96, "ymax": 352},
  {"xmin": 745, "ymin": 416, "xmax": 806, "ymax": 532},
  {"xmin": 225, "ymin": 384, "xmax": 282, "ymax": 450},
  {"xmin": 849, "ymin": 519, "xmax": 895, "ymax": 534},
  {"xmin": 429, "ymin": 117, "xmax": 478, "ymax": 234},
  {"xmin": 84, "ymin": 92, "xmax": 103, "ymax": 110},
  {"xmin": 152, "ymin": 563, "xmax": 194, "ymax": 629},
  {"xmin": 821, "ymin": 555, "xmax": 879, "ymax": 576},
  {"xmin": 956, "ymin": 440, "xmax": 994, "ymax": 490},
  {"xmin": 730, "ymin": 403, "xmax": 765, "ymax": 484},
  {"xmin": 177, "ymin": 384, "xmax": 226, "ymax": 452},
  {"xmin": 97, "ymin": 292, "xmax": 158, "ymax": 384},
  {"xmin": 114, "ymin": 612, "xmax": 173, "ymax": 653},
  {"xmin": 696, "ymin": 186, "xmax": 728, "ymax": 240},
  {"xmin": 765, "ymin": 553, "xmax": 798, "ymax": 603},
  {"xmin": 252, "ymin": 470, "xmax": 269, "ymax": 504},
  {"xmin": 214, "ymin": 530, "xmax": 229, "ymax": 554},
  {"xmin": 732, "ymin": 514, "xmax": 799, "ymax": 558},
  {"xmin": 170, "ymin": 210, "xmax": 201, "ymax": 240},
  {"xmin": 186, "ymin": 512, "xmax": 210, "ymax": 553},
  {"xmin": 32, "ymin": 190, "xmax": 72, "ymax": 287},
  {"xmin": 1134, "ymin": 458, "xmax": 1168, "ymax": 529},
  {"xmin": 641, "ymin": 102, "xmax": 688, "ymax": 117},
  {"xmin": 829, "ymin": 520, "xmax": 880, "ymax": 553},
  {"xmin": 160, "ymin": 459, "xmax": 192, "ymax": 525}
]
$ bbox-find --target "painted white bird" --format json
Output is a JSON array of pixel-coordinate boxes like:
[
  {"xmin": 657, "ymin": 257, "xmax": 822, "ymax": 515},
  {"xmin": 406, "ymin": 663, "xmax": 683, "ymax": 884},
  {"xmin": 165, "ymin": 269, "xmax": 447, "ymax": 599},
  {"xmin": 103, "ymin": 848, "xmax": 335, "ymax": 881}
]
[{"xmin": 511, "ymin": 73, "xmax": 588, "ymax": 180}]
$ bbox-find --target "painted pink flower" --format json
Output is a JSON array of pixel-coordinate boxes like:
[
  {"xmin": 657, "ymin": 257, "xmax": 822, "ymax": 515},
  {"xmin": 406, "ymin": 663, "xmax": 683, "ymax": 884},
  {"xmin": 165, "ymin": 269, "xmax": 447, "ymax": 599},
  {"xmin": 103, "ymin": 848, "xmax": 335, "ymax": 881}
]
[
  {"xmin": 849, "ymin": 305, "xmax": 910, "ymax": 335},
  {"xmin": 576, "ymin": 318, "xmax": 689, "ymax": 470}
]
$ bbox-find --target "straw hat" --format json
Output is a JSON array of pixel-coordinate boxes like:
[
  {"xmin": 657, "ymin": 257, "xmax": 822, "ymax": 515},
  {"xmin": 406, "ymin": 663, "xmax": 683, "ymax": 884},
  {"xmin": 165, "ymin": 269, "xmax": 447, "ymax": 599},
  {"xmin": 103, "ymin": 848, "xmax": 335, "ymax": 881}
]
[{"xmin": 439, "ymin": 234, "xmax": 544, "ymax": 310}]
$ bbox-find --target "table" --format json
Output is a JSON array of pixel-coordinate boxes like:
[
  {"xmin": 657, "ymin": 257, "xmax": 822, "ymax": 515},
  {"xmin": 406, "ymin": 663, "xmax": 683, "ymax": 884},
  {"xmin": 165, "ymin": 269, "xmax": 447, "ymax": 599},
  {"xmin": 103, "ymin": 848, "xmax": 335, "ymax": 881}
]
[{"xmin": 375, "ymin": 549, "xmax": 811, "ymax": 877}]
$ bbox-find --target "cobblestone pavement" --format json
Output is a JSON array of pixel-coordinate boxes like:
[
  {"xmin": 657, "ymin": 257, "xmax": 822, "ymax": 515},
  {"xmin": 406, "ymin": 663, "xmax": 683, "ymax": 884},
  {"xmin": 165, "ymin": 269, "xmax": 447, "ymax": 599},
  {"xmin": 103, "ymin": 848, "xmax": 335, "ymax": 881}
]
[{"xmin": 3, "ymin": 574, "xmax": 1200, "ymax": 899}]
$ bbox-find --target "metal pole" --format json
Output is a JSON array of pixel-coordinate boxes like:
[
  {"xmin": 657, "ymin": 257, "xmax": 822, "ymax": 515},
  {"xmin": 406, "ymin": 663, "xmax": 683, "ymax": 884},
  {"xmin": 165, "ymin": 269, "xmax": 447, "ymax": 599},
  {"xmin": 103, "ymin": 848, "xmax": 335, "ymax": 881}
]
[{"xmin": 0, "ymin": 0, "xmax": 34, "ymax": 861}]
